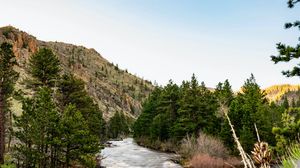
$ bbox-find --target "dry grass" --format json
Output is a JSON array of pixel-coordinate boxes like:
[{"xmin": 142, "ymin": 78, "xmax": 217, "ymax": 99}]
[
  {"xmin": 180, "ymin": 133, "xmax": 229, "ymax": 159},
  {"xmin": 189, "ymin": 154, "xmax": 243, "ymax": 168},
  {"xmin": 190, "ymin": 154, "xmax": 225, "ymax": 168}
]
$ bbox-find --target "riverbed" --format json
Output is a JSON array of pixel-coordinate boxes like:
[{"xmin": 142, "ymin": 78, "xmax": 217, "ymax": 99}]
[{"xmin": 101, "ymin": 138, "xmax": 182, "ymax": 168}]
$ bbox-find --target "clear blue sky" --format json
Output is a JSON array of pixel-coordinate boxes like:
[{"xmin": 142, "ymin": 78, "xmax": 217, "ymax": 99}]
[{"xmin": 0, "ymin": 0, "xmax": 299, "ymax": 90}]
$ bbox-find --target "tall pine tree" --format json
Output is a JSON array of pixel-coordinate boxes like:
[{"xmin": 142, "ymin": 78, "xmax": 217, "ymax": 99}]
[
  {"xmin": 0, "ymin": 42, "xmax": 18, "ymax": 163},
  {"xmin": 28, "ymin": 48, "xmax": 60, "ymax": 87}
]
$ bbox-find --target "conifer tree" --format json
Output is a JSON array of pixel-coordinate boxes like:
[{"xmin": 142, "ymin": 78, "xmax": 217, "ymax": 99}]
[
  {"xmin": 215, "ymin": 80, "xmax": 235, "ymax": 151},
  {"xmin": 58, "ymin": 74, "xmax": 106, "ymax": 139},
  {"xmin": 272, "ymin": 107, "xmax": 300, "ymax": 154},
  {"xmin": 59, "ymin": 104, "xmax": 99, "ymax": 167},
  {"xmin": 154, "ymin": 80, "xmax": 179, "ymax": 140},
  {"xmin": 271, "ymin": 0, "xmax": 300, "ymax": 77},
  {"xmin": 107, "ymin": 111, "xmax": 131, "ymax": 139},
  {"xmin": 133, "ymin": 87, "xmax": 162, "ymax": 138},
  {"xmin": 0, "ymin": 42, "xmax": 18, "ymax": 163},
  {"xmin": 228, "ymin": 74, "xmax": 275, "ymax": 152},
  {"xmin": 28, "ymin": 48, "xmax": 60, "ymax": 87},
  {"xmin": 14, "ymin": 87, "xmax": 59, "ymax": 167}
]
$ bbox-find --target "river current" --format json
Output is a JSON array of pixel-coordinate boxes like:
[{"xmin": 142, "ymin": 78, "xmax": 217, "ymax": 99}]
[{"xmin": 101, "ymin": 138, "xmax": 182, "ymax": 168}]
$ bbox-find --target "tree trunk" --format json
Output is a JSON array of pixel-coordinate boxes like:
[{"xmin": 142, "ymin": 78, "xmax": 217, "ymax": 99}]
[
  {"xmin": 7, "ymin": 109, "xmax": 12, "ymax": 152},
  {"xmin": 0, "ymin": 88, "xmax": 5, "ymax": 164}
]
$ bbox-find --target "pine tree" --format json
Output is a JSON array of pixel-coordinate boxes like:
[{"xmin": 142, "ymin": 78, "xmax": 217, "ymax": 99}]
[
  {"xmin": 28, "ymin": 48, "xmax": 60, "ymax": 87},
  {"xmin": 0, "ymin": 42, "xmax": 18, "ymax": 163},
  {"xmin": 59, "ymin": 104, "xmax": 99, "ymax": 167},
  {"xmin": 14, "ymin": 88, "xmax": 100, "ymax": 167},
  {"xmin": 154, "ymin": 80, "xmax": 180, "ymax": 140},
  {"xmin": 107, "ymin": 111, "xmax": 131, "ymax": 139},
  {"xmin": 272, "ymin": 107, "xmax": 300, "ymax": 154},
  {"xmin": 228, "ymin": 74, "xmax": 275, "ymax": 152},
  {"xmin": 172, "ymin": 77, "xmax": 198, "ymax": 139},
  {"xmin": 215, "ymin": 80, "xmax": 235, "ymax": 151},
  {"xmin": 172, "ymin": 75, "xmax": 218, "ymax": 139},
  {"xmin": 271, "ymin": 0, "xmax": 300, "ymax": 77},
  {"xmin": 14, "ymin": 87, "xmax": 59, "ymax": 167},
  {"xmin": 133, "ymin": 87, "xmax": 162, "ymax": 138},
  {"xmin": 58, "ymin": 74, "xmax": 105, "ymax": 140}
]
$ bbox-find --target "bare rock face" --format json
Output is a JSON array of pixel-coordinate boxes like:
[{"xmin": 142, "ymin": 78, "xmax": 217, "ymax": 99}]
[{"xmin": 0, "ymin": 26, "xmax": 153, "ymax": 120}]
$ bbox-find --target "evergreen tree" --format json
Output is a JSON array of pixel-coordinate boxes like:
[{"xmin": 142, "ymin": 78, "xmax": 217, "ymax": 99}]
[
  {"xmin": 14, "ymin": 88, "xmax": 100, "ymax": 167},
  {"xmin": 272, "ymin": 107, "xmax": 300, "ymax": 154},
  {"xmin": 228, "ymin": 74, "xmax": 275, "ymax": 152},
  {"xmin": 172, "ymin": 75, "xmax": 218, "ymax": 139},
  {"xmin": 14, "ymin": 87, "xmax": 60, "ymax": 167},
  {"xmin": 58, "ymin": 74, "xmax": 105, "ymax": 140},
  {"xmin": 28, "ymin": 48, "xmax": 60, "ymax": 87},
  {"xmin": 214, "ymin": 80, "xmax": 234, "ymax": 107},
  {"xmin": 107, "ymin": 111, "xmax": 131, "ymax": 139},
  {"xmin": 214, "ymin": 80, "xmax": 235, "ymax": 152},
  {"xmin": 154, "ymin": 80, "xmax": 180, "ymax": 140},
  {"xmin": 133, "ymin": 87, "xmax": 162, "ymax": 138},
  {"xmin": 0, "ymin": 42, "xmax": 18, "ymax": 163},
  {"xmin": 172, "ymin": 77, "xmax": 198, "ymax": 139},
  {"xmin": 150, "ymin": 113, "xmax": 169, "ymax": 140},
  {"xmin": 271, "ymin": 0, "xmax": 300, "ymax": 77},
  {"xmin": 59, "ymin": 104, "xmax": 99, "ymax": 167}
]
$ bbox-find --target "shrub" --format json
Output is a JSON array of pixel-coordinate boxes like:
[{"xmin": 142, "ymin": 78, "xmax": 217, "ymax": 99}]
[{"xmin": 180, "ymin": 133, "xmax": 229, "ymax": 159}]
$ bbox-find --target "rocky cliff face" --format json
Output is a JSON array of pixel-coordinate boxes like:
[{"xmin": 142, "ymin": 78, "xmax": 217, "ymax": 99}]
[{"xmin": 0, "ymin": 26, "xmax": 153, "ymax": 120}]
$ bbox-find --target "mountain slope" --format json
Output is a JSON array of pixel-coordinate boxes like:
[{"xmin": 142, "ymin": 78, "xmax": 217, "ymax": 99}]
[
  {"xmin": 0, "ymin": 26, "xmax": 154, "ymax": 120},
  {"xmin": 264, "ymin": 84, "xmax": 300, "ymax": 102}
]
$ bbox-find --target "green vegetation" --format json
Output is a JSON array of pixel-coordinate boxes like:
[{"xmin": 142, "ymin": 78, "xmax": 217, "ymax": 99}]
[
  {"xmin": 0, "ymin": 42, "xmax": 18, "ymax": 164},
  {"xmin": 271, "ymin": 0, "xmax": 300, "ymax": 77},
  {"xmin": 58, "ymin": 74, "xmax": 106, "ymax": 141},
  {"xmin": 9, "ymin": 48, "xmax": 106, "ymax": 167},
  {"xmin": 28, "ymin": 48, "xmax": 60, "ymax": 87},
  {"xmin": 272, "ymin": 108, "xmax": 300, "ymax": 154},
  {"xmin": 133, "ymin": 74, "xmax": 290, "ymax": 163},
  {"xmin": 281, "ymin": 144, "xmax": 300, "ymax": 168},
  {"xmin": 107, "ymin": 111, "xmax": 132, "ymax": 139}
]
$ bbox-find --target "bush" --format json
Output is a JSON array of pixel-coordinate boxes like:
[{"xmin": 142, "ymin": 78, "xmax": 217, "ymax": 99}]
[{"xmin": 180, "ymin": 133, "xmax": 229, "ymax": 159}]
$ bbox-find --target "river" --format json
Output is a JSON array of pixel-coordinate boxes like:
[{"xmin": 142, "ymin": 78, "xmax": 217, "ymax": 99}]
[{"xmin": 101, "ymin": 138, "xmax": 183, "ymax": 168}]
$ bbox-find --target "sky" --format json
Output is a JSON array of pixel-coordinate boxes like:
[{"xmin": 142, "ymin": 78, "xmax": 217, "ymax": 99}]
[{"xmin": 0, "ymin": 0, "xmax": 300, "ymax": 90}]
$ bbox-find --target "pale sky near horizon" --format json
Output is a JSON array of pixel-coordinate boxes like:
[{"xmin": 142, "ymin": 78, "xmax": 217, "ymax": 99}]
[{"xmin": 0, "ymin": 0, "xmax": 300, "ymax": 90}]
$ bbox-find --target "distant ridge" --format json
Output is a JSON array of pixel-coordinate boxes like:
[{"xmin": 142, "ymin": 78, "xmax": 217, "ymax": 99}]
[{"xmin": 264, "ymin": 84, "xmax": 300, "ymax": 102}]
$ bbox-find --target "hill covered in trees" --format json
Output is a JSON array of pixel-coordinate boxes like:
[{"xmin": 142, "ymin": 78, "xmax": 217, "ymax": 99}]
[{"xmin": 0, "ymin": 26, "xmax": 153, "ymax": 120}]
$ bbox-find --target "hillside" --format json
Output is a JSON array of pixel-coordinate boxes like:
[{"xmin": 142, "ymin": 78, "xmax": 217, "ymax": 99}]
[
  {"xmin": 264, "ymin": 84, "xmax": 300, "ymax": 103},
  {"xmin": 0, "ymin": 26, "xmax": 154, "ymax": 120}
]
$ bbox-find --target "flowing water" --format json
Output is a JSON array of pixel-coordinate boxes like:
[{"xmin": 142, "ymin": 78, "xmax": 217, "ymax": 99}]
[{"xmin": 101, "ymin": 138, "xmax": 182, "ymax": 168}]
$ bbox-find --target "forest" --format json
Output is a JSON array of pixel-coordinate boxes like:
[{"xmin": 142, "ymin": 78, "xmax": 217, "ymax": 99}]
[
  {"xmin": 133, "ymin": 73, "xmax": 300, "ymax": 167},
  {"xmin": 0, "ymin": 44, "xmax": 130, "ymax": 167}
]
